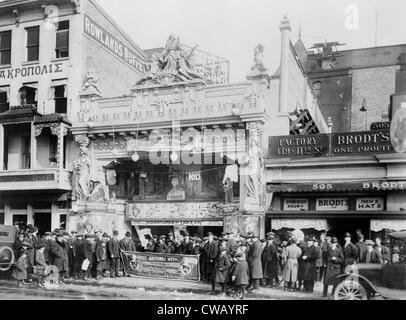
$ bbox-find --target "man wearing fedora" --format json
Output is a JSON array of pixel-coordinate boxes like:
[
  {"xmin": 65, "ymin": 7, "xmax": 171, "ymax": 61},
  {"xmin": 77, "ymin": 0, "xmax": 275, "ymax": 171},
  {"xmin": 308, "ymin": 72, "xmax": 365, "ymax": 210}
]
[
  {"xmin": 301, "ymin": 236, "xmax": 318, "ymax": 293},
  {"xmin": 24, "ymin": 225, "xmax": 39, "ymax": 281},
  {"xmin": 246, "ymin": 234, "xmax": 263, "ymax": 293},
  {"xmin": 261, "ymin": 234, "xmax": 279, "ymax": 287},
  {"xmin": 203, "ymin": 232, "xmax": 218, "ymax": 284},
  {"xmin": 323, "ymin": 237, "xmax": 344, "ymax": 297},
  {"xmin": 108, "ymin": 230, "xmax": 121, "ymax": 278},
  {"xmin": 343, "ymin": 232, "xmax": 358, "ymax": 270}
]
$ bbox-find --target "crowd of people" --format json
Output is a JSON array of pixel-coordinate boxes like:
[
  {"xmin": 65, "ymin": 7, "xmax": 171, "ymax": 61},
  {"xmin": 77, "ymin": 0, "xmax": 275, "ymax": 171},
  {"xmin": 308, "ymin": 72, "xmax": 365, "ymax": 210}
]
[
  {"xmin": 12, "ymin": 224, "xmax": 135, "ymax": 287},
  {"xmin": 10, "ymin": 224, "xmax": 402, "ymax": 299}
]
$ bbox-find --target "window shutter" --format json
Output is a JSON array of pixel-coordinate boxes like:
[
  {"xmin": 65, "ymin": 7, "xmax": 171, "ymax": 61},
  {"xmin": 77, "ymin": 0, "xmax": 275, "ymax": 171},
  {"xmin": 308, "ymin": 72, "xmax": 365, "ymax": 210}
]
[
  {"xmin": 56, "ymin": 30, "xmax": 69, "ymax": 49},
  {"xmin": 27, "ymin": 27, "xmax": 39, "ymax": 46}
]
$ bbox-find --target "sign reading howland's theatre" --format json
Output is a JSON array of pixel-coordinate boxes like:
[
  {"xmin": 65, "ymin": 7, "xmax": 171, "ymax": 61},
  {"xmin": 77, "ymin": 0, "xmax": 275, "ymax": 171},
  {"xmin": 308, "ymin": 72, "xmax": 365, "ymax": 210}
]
[{"xmin": 269, "ymin": 129, "xmax": 394, "ymax": 159}]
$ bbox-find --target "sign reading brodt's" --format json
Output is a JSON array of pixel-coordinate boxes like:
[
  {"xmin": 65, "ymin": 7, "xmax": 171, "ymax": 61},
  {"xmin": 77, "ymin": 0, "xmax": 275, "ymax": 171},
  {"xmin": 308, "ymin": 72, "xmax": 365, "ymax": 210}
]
[
  {"xmin": 121, "ymin": 252, "xmax": 200, "ymax": 281},
  {"xmin": 269, "ymin": 129, "xmax": 394, "ymax": 159}
]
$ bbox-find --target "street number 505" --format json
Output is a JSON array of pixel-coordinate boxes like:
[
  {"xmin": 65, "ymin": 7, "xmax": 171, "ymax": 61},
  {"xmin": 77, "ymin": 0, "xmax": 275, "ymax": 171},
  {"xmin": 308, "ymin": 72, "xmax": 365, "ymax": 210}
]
[{"xmin": 313, "ymin": 184, "xmax": 333, "ymax": 190}]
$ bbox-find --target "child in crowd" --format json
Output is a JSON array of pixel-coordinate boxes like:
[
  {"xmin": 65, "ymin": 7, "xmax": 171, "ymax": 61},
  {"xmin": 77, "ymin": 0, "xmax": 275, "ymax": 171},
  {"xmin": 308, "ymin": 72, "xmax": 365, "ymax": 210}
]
[
  {"xmin": 96, "ymin": 240, "xmax": 107, "ymax": 280},
  {"xmin": 212, "ymin": 247, "xmax": 231, "ymax": 297},
  {"xmin": 34, "ymin": 243, "xmax": 48, "ymax": 287},
  {"xmin": 13, "ymin": 249, "xmax": 28, "ymax": 288},
  {"xmin": 231, "ymin": 252, "xmax": 250, "ymax": 300}
]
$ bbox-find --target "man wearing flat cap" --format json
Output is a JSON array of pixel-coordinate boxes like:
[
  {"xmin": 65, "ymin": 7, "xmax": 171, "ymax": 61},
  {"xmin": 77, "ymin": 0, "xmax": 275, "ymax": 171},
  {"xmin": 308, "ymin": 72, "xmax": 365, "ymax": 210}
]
[
  {"xmin": 108, "ymin": 230, "xmax": 121, "ymax": 278},
  {"xmin": 343, "ymin": 232, "xmax": 358, "ymax": 269},
  {"xmin": 360, "ymin": 240, "xmax": 382, "ymax": 264},
  {"xmin": 323, "ymin": 237, "xmax": 344, "ymax": 297},
  {"xmin": 51, "ymin": 232, "xmax": 68, "ymax": 284},
  {"xmin": 72, "ymin": 233, "xmax": 85, "ymax": 279},
  {"xmin": 24, "ymin": 225, "xmax": 39, "ymax": 280},
  {"xmin": 246, "ymin": 234, "xmax": 263, "ymax": 292}
]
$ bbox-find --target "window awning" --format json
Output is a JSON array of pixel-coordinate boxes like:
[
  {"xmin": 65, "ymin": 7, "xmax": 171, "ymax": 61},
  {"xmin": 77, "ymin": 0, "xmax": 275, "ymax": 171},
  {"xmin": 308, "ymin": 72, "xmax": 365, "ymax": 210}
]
[
  {"xmin": 267, "ymin": 181, "xmax": 406, "ymax": 193},
  {"xmin": 271, "ymin": 219, "xmax": 328, "ymax": 231},
  {"xmin": 371, "ymin": 220, "xmax": 406, "ymax": 232}
]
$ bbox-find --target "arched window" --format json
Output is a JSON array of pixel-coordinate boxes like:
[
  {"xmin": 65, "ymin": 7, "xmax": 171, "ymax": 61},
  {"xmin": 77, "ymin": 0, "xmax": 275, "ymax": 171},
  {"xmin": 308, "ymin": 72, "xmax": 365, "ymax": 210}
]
[{"xmin": 313, "ymin": 81, "xmax": 322, "ymax": 96}]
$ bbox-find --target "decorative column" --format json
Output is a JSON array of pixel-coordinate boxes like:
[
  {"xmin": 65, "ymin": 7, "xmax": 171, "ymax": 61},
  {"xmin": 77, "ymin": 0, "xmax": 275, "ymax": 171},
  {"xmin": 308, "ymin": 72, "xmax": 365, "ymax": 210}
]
[
  {"xmin": 51, "ymin": 123, "xmax": 69, "ymax": 171},
  {"xmin": 30, "ymin": 122, "xmax": 37, "ymax": 169},
  {"xmin": 0, "ymin": 124, "xmax": 4, "ymax": 171},
  {"xmin": 278, "ymin": 15, "xmax": 291, "ymax": 114}
]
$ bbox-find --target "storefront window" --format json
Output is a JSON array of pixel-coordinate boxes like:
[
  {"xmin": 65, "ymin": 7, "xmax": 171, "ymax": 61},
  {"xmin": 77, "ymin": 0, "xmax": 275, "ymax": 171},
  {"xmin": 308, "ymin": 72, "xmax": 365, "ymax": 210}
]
[{"xmin": 106, "ymin": 160, "xmax": 239, "ymax": 203}]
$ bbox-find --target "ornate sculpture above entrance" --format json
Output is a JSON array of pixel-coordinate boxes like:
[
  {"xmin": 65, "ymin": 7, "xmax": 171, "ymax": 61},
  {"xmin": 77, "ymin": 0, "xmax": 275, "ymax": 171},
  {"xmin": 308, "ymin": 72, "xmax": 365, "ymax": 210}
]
[{"xmin": 133, "ymin": 35, "xmax": 205, "ymax": 88}]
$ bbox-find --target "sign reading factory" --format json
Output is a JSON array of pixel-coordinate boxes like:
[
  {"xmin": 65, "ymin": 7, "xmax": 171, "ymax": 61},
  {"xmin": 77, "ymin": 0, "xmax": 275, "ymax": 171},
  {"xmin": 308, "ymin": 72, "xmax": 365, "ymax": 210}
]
[
  {"xmin": 121, "ymin": 252, "xmax": 200, "ymax": 281},
  {"xmin": 84, "ymin": 15, "xmax": 146, "ymax": 73},
  {"xmin": 269, "ymin": 129, "xmax": 394, "ymax": 159}
]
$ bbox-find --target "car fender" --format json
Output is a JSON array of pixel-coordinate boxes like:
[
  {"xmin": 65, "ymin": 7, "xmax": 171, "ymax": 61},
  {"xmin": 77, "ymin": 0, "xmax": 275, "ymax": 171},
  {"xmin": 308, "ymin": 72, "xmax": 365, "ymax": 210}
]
[{"xmin": 335, "ymin": 273, "xmax": 379, "ymax": 297}]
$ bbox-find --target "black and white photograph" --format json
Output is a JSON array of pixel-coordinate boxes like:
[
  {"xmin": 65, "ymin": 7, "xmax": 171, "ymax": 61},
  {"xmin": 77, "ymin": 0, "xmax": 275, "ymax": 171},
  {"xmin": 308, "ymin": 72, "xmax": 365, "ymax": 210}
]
[{"xmin": 0, "ymin": 0, "xmax": 405, "ymax": 308}]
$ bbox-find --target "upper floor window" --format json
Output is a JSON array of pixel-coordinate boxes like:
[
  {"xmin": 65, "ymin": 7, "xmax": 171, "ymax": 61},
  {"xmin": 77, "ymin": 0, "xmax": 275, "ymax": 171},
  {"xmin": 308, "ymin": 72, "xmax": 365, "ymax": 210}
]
[
  {"xmin": 0, "ymin": 86, "xmax": 10, "ymax": 113},
  {"xmin": 19, "ymin": 83, "xmax": 38, "ymax": 107},
  {"xmin": 313, "ymin": 81, "xmax": 322, "ymax": 96},
  {"xmin": 52, "ymin": 79, "xmax": 68, "ymax": 114},
  {"xmin": 0, "ymin": 31, "xmax": 11, "ymax": 65},
  {"xmin": 55, "ymin": 21, "xmax": 69, "ymax": 59},
  {"xmin": 26, "ymin": 26, "xmax": 40, "ymax": 62}
]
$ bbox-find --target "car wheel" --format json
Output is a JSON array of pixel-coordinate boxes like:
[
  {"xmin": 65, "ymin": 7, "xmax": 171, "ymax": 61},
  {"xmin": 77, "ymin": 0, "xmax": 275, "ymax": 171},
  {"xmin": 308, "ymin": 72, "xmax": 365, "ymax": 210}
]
[
  {"xmin": 0, "ymin": 246, "xmax": 14, "ymax": 272},
  {"xmin": 333, "ymin": 279, "xmax": 369, "ymax": 300}
]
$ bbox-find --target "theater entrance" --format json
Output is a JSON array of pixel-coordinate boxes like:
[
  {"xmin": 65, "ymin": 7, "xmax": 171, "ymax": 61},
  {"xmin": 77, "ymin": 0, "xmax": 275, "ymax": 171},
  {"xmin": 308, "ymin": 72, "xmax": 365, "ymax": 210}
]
[{"xmin": 327, "ymin": 218, "xmax": 370, "ymax": 244}]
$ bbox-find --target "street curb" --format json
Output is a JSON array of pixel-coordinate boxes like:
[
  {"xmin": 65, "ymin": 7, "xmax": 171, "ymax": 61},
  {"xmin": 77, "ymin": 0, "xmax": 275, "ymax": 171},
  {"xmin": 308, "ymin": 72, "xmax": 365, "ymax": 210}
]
[{"xmin": 63, "ymin": 278, "xmax": 319, "ymax": 300}]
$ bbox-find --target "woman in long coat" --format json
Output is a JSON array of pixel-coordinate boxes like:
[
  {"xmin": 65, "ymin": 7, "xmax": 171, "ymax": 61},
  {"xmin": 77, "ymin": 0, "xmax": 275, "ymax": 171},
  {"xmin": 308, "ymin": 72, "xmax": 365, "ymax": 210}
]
[
  {"xmin": 283, "ymin": 239, "xmax": 302, "ymax": 291},
  {"xmin": 261, "ymin": 236, "xmax": 279, "ymax": 287},
  {"xmin": 323, "ymin": 238, "xmax": 344, "ymax": 297}
]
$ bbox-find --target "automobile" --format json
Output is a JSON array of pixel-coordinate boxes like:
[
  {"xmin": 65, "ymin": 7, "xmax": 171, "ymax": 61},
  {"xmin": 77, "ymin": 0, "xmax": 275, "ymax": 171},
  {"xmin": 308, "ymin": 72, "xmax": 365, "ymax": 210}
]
[
  {"xmin": 333, "ymin": 231, "xmax": 406, "ymax": 300},
  {"xmin": 0, "ymin": 225, "xmax": 16, "ymax": 276}
]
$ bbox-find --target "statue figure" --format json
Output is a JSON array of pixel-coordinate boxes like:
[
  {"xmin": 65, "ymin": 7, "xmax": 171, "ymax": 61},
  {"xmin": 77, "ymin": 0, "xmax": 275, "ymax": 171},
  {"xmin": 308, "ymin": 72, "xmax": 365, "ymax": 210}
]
[
  {"xmin": 73, "ymin": 146, "xmax": 92, "ymax": 200},
  {"xmin": 223, "ymin": 177, "xmax": 234, "ymax": 204},
  {"xmin": 252, "ymin": 44, "xmax": 267, "ymax": 72},
  {"xmin": 81, "ymin": 70, "xmax": 102, "ymax": 96},
  {"xmin": 134, "ymin": 35, "xmax": 204, "ymax": 87}
]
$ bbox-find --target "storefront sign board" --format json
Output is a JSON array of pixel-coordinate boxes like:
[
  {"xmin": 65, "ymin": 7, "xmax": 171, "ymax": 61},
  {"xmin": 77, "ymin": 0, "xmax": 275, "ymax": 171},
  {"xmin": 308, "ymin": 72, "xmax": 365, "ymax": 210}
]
[
  {"xmin": 356, "ymin": 198, "xmax": 384, "ymax": 211},
  {"xmin": 315, "ymin": 198, "xmax": 349, "ymax": 211},
  {"xmin": 283, "ymin": 199, "xmax": 309, "ymax": 211}
]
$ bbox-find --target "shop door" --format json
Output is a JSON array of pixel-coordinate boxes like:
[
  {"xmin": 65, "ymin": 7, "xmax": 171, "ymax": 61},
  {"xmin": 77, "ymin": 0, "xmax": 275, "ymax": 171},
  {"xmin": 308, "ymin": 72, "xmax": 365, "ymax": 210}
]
[
  {"xmin": 327, "ymin": 218, "xmax": 370, "ymax": 244},
  {"xmin": 34, "ymin": 212, "xmax": 51, "ymax": 236}
]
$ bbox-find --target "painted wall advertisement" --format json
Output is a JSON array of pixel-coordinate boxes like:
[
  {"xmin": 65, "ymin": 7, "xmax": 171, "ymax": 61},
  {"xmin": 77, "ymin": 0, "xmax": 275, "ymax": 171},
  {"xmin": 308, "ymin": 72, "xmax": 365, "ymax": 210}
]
[
  {"xmin": 269, "ymin": 129, "xmax": 394, "ymax": 159},
  {"xmin": 121, "ymin": 252, "xmax": 200, "ymax": 281}
]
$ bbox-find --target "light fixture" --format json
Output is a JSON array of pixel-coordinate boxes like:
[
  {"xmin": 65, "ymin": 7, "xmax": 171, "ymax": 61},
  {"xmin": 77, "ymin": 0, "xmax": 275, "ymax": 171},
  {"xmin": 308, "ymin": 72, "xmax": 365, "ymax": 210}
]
[
  {"xmin": 170, "ymin": 152, "xmax": 178, "ymax": 162},
  {"xmin": 131, "ymin": 152, "xmax": 139, "ymax": 162},
  {"xmin": 360, "ymin": 98, "xmax": 367, "ymax": 112},
  {"xmin": 87, "ymin": 119, "xmax": 94, "ymax": 129}
]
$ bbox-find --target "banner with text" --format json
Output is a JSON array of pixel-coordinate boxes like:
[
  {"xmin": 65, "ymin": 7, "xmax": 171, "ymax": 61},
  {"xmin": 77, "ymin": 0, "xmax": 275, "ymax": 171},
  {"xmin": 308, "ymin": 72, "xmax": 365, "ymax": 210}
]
[{"xmin": 121, "ymin": 252, "xmax": 200, "ymax": 281}]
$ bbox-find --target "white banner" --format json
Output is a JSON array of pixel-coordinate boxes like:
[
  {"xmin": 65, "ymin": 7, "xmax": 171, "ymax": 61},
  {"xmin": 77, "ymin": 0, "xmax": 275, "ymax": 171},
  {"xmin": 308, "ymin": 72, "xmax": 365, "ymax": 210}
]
[
  {"xmin": 370, "ymin": 220, "xmax": 406, "ymax": 232},
  {"xmin": 271, "ymin": 219, "xmax": 328, "ymax": 231}
]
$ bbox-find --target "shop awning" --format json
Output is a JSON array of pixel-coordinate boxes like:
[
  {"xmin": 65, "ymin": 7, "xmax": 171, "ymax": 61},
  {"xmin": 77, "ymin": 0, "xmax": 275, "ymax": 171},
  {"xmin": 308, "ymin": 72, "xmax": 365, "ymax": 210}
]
[
  {"xmin": 267, "ymin": 181, "xmax": 406, "ymax": 193},
  {"xmin": 371, "ymin": 220, "xmax": 406, "ymax": 232},
  {"xmin": 271, "ymin": 219, "xmax": 328, "ymax": 231}
]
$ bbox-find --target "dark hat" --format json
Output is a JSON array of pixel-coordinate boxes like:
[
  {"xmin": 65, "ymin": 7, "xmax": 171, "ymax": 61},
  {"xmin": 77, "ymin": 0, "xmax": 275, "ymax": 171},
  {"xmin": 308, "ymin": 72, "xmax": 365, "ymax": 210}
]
[
  {"xmin": 266, "ymin": 235, "xmax": 274, "ymax": 240},
  {"xmin": 152, "ymin": 234, "xmax": 158, "ymax": 239},
  {"xmin": 159, "ymin": 235, "xmax": 166, "ymax": 240},
  {"xmin": 35, "ymin": 242, "xmax": 46, "ymax": 250},
  {"xmin": 266, "ymin": 232, "xmax": 275, "ymax": 237},
  {"xmin": 331, "ymin": 237, "xmax": 338, "ymax": 244},
  {"xmin": 28, "ymin": 225, "xmax": 38, "ymax": 233},
  {"xmin": 85, "ymin": 234, "xmax": 94, "ymax": 239},
  {"xmin": 18, "ymin": 230, "xmax": 25, "ymax": 235},
  {"xmin": 195, "ymin": 238, "xmax": 202, "ymax": 244},
  {"xmin": 44, "ymin": 232, "xmax": 52, "ymax": 236},
  {"xmin": 235, "ymin": 252, "xmax": 244, "ymax": 259},
  {"xmin": 344, "ymin": 232, "xmax": 352, "ymax": 238},
  {"xmin": 260, "ymin": 238, "xmax": 266, "ymax": 243},
  {"xmin": 365, "ymin": 240, "xmax": 375, "ymax": 246},
  {"xmin": 21, "ymin": 241, "xmax": 30, "ymax": 247},
  {"xmin": 125, "ymin": 231, "xmax": 132, "ymax": 237},
  {"xmin": 95, "ymin": 229, "xmax": 103, "ymax": 233},
  {"xmin": 213, "ymin": 235, "xmax": 219, "ymax": 241},
  {"xmin": 102, "ymin": 232, "xmax": 109, "ymax": 237},
  {"xmin": 76, "ymin": 233, "xmax": 84, "ymax": 238},
  {"xmin": 19, "ymin": 249, "xmax": 27, "ymax": 255},
  {"xmin": 62, "ymin": 231, "xmax": 69, "ymax": 236},
  {"xmin": 168, "ymin": 232, "xmax": 174, "ymax": 236},
  {"xmin": 220, "ymin": 247, "xmax": 228, "ymax": 252},
  {"xmin": 221, "ymin": 232, "xmax": 227, "ymax": 236},
  {"xmin": 203, "ymin": 237, "xmax": 208, "ymax": 241},
  {"xmin": 357, "ymin": 233, "xmax": 364, "ymax": 240},
  {"xmin": 71, "ymin": 230, "xmax": 77, "ymax": 234},
  {"xmin": 207, "ymin": 232, "xmax": 214, "ymax": 237},
  {"xmin": 252, "ymin": 234, "xmax": 259, "ymax": 239},
  {"xmin": 113, "ymin": 230, "xmax": 119, "ymax": 236},
  {"xmin": 53, "ymin": 228, "xmax": 60, "ymax": 233}
]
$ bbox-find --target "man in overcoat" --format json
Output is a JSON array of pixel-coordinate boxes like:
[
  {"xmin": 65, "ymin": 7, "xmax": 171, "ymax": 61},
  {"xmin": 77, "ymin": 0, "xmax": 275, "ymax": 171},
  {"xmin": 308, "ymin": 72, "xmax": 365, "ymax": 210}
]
[
  {"xmin": 320, "ymin": 233, "xmax": 330, "ymax": 283},
  {"xmin": 261, "ymin": 235, "xmax": 279, "ymax": 287},
  {"xmin": 24, "ymin": 225, "xmax": 39, "ymax": 280},
  {"xmin": 301, "ymin": 236, "xmax": 318, "ymax": 293},
  {"xmin": 360, "ymin": 240, "xmax": 382, "ymax": 263},
  {"xmin": 283, "ymin": 237, "xmax": 302, "ymax": 291},
  {"xmin": 203, "ymin": 232, "xmax": 218, "ymax": 283},
  {"xmin": 343, "ymin": 232, "xmax": 358, "ymax": 271},
  {"xmin": 355, "ymin": 234, "xmax": 367, "ymax": 263},
  {"xmin": 246, "ymin": 234, "xmax": 263, "ymax": 292},
  {"xmin": 323, "ymin": 237, "xmax": 344, "ymax": 297},
  {"xmin": 52, "ymin": 233, "xmax": 68, "ymax": 284},
  {"xmin": 108, "ymin": 230, "xmax": 121, "ymax": 278},
  {"xmin": 179, "ymin": 232, "xmax": 194, "ymax": 255}
]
